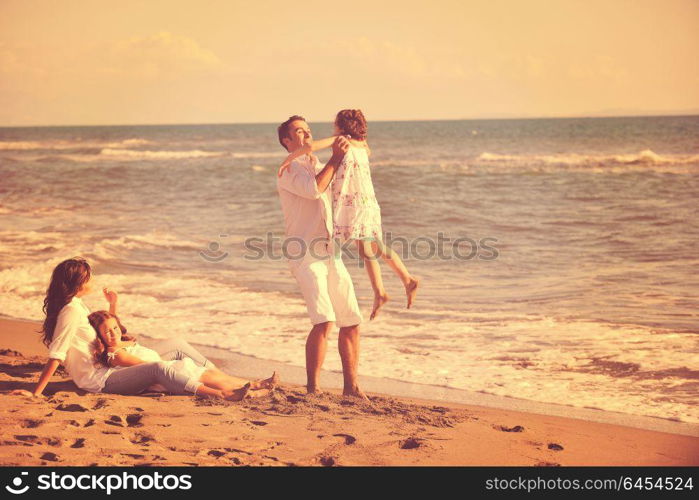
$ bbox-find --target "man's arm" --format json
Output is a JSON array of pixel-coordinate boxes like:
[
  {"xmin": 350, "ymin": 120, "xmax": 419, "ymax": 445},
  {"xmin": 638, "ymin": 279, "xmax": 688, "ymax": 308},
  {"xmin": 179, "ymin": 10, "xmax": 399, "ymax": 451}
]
[
  {"xmin": 278, "ymin": 136, "xmax": 350, "ymax": 199},
  {"xmin": 315, "ymin": 135, "xmax": 350, "ymax": 193}
]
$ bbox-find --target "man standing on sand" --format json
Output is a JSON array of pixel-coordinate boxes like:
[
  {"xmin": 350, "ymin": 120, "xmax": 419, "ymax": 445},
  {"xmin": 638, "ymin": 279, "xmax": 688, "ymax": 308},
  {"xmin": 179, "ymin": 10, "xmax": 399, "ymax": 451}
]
[{"xmin": 276, "ymin": 115, "xmax": 367, "ymax": 399}]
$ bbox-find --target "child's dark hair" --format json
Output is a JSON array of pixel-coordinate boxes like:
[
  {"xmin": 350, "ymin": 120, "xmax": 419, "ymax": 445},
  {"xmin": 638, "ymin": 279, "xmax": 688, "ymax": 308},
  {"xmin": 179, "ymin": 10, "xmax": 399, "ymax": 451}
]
[
  {"xmin": 335, "ymin": 109, "xmax": 367, "ymax": 140},
  {"xmin": 88, "ymin": 310, "xmax": 135, "ymax": 367}
]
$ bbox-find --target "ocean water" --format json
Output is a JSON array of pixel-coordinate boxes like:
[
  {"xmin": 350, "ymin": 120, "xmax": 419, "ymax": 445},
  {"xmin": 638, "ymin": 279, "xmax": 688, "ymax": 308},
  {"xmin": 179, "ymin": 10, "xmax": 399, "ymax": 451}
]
[{"xmin": 1, "ymin": 116, "xmax": 698, "ymax": 424}]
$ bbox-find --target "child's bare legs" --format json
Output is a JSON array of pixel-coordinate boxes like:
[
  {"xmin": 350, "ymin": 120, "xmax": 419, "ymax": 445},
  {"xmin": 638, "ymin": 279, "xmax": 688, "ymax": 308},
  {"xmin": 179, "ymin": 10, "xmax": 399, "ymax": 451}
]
[
  {"xmin": 199, "ymin": 369, "xmax": 279, "ymax": 396},
  {"xmin": 205, "ymin": 369, "xmax": 278, "ymax": 390},
  {"xmin": 197, "ymin": 382, "xmax": 271, "ymax": 401},
  {"xmin": 357, "ymin": 239, "xmax": 389, "ymax": 320},
  {"xmin": 374, "ymin": 239, "xmax": 419, "ymax": 309},
  {"xmin": 192, "ymin": 383, "xmax": 249, "ymax": 401},
  {"xmin": 248, "ymin": 371, "xmax": 279, "ymax": 390}
]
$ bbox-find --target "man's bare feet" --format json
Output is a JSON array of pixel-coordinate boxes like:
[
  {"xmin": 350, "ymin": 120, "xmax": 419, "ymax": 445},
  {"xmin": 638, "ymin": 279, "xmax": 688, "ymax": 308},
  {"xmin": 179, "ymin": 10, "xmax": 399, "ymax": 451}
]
[
  {"xmin": 306, "ymin": 385, "xmax": 324, "ymax": 395},
  {"xmin": 223, "ymin": 383, "xmax": 250, "ymax": 401},
  {"xmin": 343, "ymin": 386, "xmax": 369, "ymax": 401},
  {"xmin": 405, "ymin": 277, "xmax": 419, "ymax": 309},
  {"xmin": 250, "ymin": 371, "xmax": 279, "ymax": 390},
  {"xmin": 370, "ymin": 292, "xmax": 389, "ymax": 320}
]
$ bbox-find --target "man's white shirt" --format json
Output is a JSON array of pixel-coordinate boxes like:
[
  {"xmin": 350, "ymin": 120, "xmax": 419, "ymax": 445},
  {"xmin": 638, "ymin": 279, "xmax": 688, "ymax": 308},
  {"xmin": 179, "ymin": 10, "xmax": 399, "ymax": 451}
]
[{"xmin": 276, "ymin": 154, "xmax": 335, "ymax": 267}]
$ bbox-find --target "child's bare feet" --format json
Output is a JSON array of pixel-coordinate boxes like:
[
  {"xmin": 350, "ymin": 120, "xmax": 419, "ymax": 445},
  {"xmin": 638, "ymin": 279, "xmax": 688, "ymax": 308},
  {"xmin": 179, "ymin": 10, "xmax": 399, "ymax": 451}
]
[
  {"xmin": 370, "ymin": 292, "xmax": 389, "ymax": 320},
  {"xmin": 405, "ymin": 277, "xmax": 419, "ymax": 309},
  {"xmin": 223, "ymin": 383, "xmax": 250, "ymax": 401},
  {"xmin": 250, "ymin": 371, "xmax": 279, "ymax": 390}
]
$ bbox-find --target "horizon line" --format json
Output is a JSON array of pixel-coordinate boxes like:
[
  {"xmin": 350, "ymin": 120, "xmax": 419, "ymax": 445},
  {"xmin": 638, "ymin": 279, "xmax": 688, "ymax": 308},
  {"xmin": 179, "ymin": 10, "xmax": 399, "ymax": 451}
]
[{"xmin": 1, "ymin": 111, "xmax": 698, "ymax": 129}]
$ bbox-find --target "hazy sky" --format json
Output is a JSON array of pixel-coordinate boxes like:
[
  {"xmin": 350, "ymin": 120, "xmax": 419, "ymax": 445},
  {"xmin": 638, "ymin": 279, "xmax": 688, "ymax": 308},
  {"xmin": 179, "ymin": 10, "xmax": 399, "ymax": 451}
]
[{"xmin": 1, "ymin": 0, "xmax": 697, "ymax": 126}]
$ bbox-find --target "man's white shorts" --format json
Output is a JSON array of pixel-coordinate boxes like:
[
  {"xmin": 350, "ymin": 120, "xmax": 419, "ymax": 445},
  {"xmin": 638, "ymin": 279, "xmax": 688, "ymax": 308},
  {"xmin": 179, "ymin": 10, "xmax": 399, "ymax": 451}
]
[{"xmin": 290, "ymin": 254, "xmax": 363, "ymax": 328}]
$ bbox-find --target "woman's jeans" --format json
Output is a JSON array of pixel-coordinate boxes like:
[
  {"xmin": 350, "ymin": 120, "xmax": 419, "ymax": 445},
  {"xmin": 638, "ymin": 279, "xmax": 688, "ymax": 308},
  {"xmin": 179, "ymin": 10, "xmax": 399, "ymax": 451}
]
[{"xmin": 102, "ymin": 339, "xmax": 215, "ymax": 395}]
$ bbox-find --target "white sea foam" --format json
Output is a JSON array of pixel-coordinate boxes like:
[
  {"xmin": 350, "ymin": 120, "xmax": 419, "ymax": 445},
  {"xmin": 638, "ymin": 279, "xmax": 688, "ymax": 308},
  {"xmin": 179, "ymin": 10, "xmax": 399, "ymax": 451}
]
[
  {"xmin": 0, "ymin": 139, "xmax": 154, "ymax": 151},
  {"xmin": 373, "ymin": 150, "xmax": 699, "ymax": 173},
  {"xmin": 231, "ymin": 152, "xmax": 284, "ymax": 159},
  {"xmin": 100, "ymin": 148, "xmax": 224, "ymax": 159},
  {"xmin": 476, "ymin": 149, "xmax": 699, "ymax": 168}
]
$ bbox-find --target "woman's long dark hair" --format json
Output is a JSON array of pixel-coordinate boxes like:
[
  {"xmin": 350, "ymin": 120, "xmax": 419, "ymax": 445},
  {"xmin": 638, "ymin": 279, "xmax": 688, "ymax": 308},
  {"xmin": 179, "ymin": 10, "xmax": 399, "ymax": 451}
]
[
  {"xmin": 41, "ymin": 257, "xmax": 92, "ymax": 347},
  {"xmin": 88, "ymin": 310, "xmax": 134, "ymax": 367}
]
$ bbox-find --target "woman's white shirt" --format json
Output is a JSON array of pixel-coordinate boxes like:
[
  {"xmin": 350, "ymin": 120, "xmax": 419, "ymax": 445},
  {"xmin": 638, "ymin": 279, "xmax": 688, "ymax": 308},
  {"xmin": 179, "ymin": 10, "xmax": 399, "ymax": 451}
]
[{"xmin": 47, "ymin": 296, "xmax": 113, "ymax": 392}]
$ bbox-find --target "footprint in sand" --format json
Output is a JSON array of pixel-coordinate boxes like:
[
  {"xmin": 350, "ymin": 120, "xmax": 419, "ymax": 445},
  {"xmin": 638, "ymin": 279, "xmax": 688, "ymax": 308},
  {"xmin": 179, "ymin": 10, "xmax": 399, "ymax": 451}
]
[
  {"xmin": 105, "ymin": 416, "xmax": 124, "ymax": 427},
  {"xmin": 70, "ymin": 438, "xmax": 85, "ymax": 449},
  {"xmin": 535, "ymin": 461, "xmax": 561, "ymax": 466},
  {"xmin": 56, "ymin": 403, "xmax": 89, "ymax": 412},
  {"xmin": 319, "ymin": 456, "xmax": 336, "ymax": 467},
  {"xmin": 14, "ymin": 435, "xmax": 39, "ymax": 445},
  {"xmin": 92, "ymin": 398, "xmax": 110, "ymax": 410},
  {"xmin": 130, "ymin": 432, "xmax": 155, "ymax": 445},
  {"xmin": 430, "ymin": 406, "xmax": 449, "ymax": 414},
  {"xmin": 15, "ymin": 435, "xmax": 61, "ymax": 447},
  {"xmin": 495, "ymin": 425, "xmax": 525, "ymax": 433},
  {"xmin": 225, "ymin": 447, "xmax": 253, "ymax": 456},
  {"xmin": 249, "ymin": 420, "xmax": 268, "ymax": 426},
  {"xmin": 0, "ymin": 348, "xmax": 23, "ymax": 356},
  {"xmin": 84, "ymin": 419, "xmax": 95, "ymax": 427},
  {"xmin": 548, "ymin": 443, "xmax": 564, "ymax": 451},
  {"xmin": 207, "ymin": 450, "xmax": 226, "ymax": 458},
  {"xmin": 40, "ymin": 452, "xmax": 59, "ymax": 462},
  {"xmin": 333, "ymin": 433, "xmax": 357, "ymax": 445},
  {"xmin": 21, "ymin": 419, "xmax": 44, "ymax": 429},
  {"xmin": 400, "ymin": 437, "xmax": 423, "ymax": 450},
  {"xmin": 126, "ymin": 414, "xmax": 144, "ymax": 427}
]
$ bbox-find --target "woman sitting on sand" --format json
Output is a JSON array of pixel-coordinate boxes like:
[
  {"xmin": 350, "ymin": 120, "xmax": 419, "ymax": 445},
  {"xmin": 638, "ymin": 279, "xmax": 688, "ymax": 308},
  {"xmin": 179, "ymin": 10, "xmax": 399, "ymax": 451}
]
[{"xmin": 28, "ymin": 257, "xmax": 276, "ymax": 401}]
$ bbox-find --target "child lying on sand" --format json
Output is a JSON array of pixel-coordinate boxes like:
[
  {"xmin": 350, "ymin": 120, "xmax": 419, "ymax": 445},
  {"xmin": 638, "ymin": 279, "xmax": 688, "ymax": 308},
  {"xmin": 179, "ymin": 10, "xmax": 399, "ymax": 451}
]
[{"xmin": 88, "ymin": 310, "xmax": 278, "ymax": 401}]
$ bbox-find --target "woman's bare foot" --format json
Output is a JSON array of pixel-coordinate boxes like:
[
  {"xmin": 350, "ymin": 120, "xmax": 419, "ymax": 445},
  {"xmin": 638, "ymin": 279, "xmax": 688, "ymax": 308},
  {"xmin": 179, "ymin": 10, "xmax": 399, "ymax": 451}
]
[
  {"xmin": 250, "ymin": 371, "xmax": 279, "ymax": 390},
  {"xmin": 223, "ymin": 383, "xmax": 250, "ymax": 401},
  {"xmin": 405, "ymin": 277, "xmax": 419, "ymax": 309},
  {"xmin": 370, "ymin": 292, "xmax": 389, "ymax": 320}
]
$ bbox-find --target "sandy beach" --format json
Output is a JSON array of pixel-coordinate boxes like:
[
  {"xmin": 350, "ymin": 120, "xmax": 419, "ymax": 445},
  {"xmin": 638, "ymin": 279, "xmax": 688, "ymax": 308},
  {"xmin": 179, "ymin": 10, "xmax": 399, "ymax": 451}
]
[{"xmin": 0, "ymin": 317, "xmax": 697, "ymax": 467}]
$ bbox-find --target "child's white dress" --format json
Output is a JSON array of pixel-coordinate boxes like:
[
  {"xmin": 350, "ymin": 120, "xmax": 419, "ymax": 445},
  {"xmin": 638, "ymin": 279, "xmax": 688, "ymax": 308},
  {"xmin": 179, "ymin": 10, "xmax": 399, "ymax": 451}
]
[
  {"xmin": 108, "ymin": 343, "xmax": 206, "ymax": 392},
  {"xmin": 332, "ymin": 145, "xmax": 383, "ymax": 242}
]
